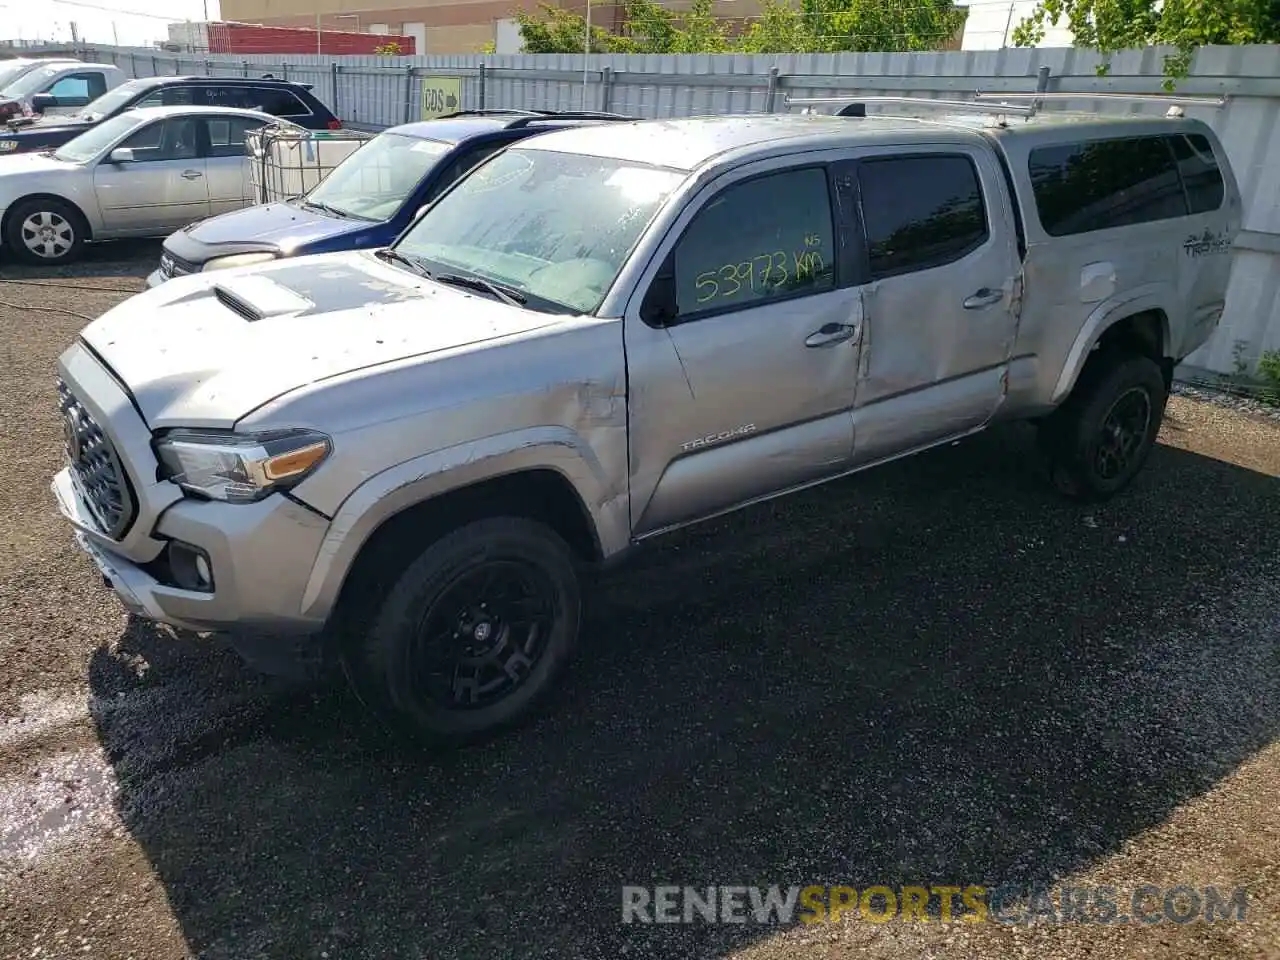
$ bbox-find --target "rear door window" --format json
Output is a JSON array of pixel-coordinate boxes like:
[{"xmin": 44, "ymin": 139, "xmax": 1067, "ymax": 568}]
[
  {"xmin": 205, "ymin": 115, "xmax": 268, "ymax": 158},
  {"xmin": 857, "ymin": 154, "xmax": 989, "ymax": 279}
]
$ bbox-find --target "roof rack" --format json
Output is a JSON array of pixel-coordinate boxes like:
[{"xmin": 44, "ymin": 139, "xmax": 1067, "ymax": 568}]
[
  {"xmin": 505, "ymin": 110, "xmax": 633, "ymax": 128},
  {"xmin": 974, "ymin": 91, "xmax": 1227, "ymax": 107},
  {"xmin": 436, "ymin": 109, "xmax": 546, "ymax": 118},
  {"xmin": 784, "ymin": 95, "xmax": 1036, "ymax": 118},
  {"xmin": 974, "ymin": 90, "xmax": 1227, "ymax": 118},
  {"xmin": 785, "ymin": 91, "xmax": 1227, "ymax": 121}
]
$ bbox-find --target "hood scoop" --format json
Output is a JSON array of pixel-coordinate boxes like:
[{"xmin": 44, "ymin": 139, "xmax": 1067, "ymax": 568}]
[{"xmin": 212, "ymin": 274, "xmax": 314, "ymax": 323}]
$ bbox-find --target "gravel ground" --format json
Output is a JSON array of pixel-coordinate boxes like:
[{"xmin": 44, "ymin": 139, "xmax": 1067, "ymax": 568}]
[{"xmin": 1, "ymin": 242, "xmax": 1279, "ymax": 960}]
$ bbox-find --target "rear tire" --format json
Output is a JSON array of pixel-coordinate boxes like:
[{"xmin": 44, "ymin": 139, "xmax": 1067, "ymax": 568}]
[
  {"xmin": 1038, "ymin": 352, "xmax": 1167, "ymax": 502},
  {"xmin": 4, "ymin": 197, "xmax": 87, "ymax": 265},
  {"xmin": 341, "ymin": 516, "xmax": 582, "ymax": 748}
]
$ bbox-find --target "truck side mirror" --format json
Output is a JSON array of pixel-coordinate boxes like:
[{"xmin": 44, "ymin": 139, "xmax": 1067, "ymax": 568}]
[
  {"xmin": 640, "ymin": 268, "xmax": 677, "ymax": 327},
  {"xmin": 30, "ymin": 93, "xmax": 56, "ymax": 114}
]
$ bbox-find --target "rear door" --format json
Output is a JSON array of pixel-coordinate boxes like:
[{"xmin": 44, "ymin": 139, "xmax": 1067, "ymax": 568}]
[
  {"xmin": 202, "ymin": 114, "xmax": 266, "ymax": 216},
  {"xmin": 93, "ymin": 116, "xmax": 209, "ymax": 235},
  {"xmin": 846, "ymin": 147, "xmax": 1021, "ymax": 465}
]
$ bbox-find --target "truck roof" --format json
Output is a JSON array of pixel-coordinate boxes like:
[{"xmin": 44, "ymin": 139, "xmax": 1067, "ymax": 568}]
[
  {"xmin": 517, "ymin": 114, "xmax": 988, "ymax": 171},
  {"xmin": 517, "ymin": 111, "xmax": 1220, "ymax": 172}
]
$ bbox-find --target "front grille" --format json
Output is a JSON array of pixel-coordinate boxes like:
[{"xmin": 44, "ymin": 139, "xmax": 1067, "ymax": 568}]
[
  {"xmin": 57, "ymin": 378, "xmax": 136, "ymax": 539},
  {"xmin": 160, "ymin": 251, "xmax": 200, "ymax": 278}
]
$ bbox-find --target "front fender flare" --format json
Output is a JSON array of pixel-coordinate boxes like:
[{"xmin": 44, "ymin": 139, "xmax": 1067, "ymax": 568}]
[
  {"xmin": 298, "ymin": 426, "xmax": 628, "ymax": 622},
  {"xmin": 1050, "ymin": 285, "xmax": 1174, "ymax": 405}
]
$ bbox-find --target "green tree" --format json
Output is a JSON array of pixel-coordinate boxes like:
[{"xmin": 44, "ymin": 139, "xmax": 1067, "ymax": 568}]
[
  {"xmin": 801, "ymin": 0, "xmax": 967, "ymax": 52},
  {"xmin": 1012, "ymin": 0, "xmax": 1280, "ymax": 80},
  {"xmin": 514, "ymin": 0, "xmax": 966, "ymax": 54},
  {"xmin": 736, "ymin": 0, "xmax": 820, "ymax": 52},
  {"xmin": 515, "ymin": 2, "xmax": 630, "ymax": 53}
]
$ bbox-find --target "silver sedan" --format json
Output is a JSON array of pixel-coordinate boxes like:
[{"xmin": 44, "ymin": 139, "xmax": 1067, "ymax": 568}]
[{"xmin": 0, "ymin": 105, "xmax": 287, "ymax": 265}]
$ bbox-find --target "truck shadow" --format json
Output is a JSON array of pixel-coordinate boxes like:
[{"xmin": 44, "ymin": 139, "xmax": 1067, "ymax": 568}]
[{"xmin": 86, "ymin": 421, "xmax": 1280, "ymax": 958}]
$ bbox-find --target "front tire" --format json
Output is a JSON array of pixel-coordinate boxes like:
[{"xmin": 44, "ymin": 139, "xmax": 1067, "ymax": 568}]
[
  {"xmin": 1038, "ymin": 352, "xmax": 1168, "ymax": 501},
  {"xmin": 343, "ymin": 517, "xmax": 582, "ymax": 747},
  {"xmin": 4, "ymin": 197, "xmax": 87, "ymax": 265}
]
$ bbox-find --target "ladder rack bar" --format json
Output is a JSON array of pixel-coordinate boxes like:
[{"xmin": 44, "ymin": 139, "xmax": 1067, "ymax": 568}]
[
  {"xmin": 974, "ymin": 91, "xmax": 1228, "ymax": 107},
  {"xmin": 782, "ymin": 95, "xmax": 1036, "ymax": 117}
]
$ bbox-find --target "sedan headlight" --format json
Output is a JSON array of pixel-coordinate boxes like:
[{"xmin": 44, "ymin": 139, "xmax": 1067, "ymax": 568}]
[
  {"xmin": 202, "ymin": 252, "xmax": 279, "ymax": 272},
  {"xmin": 154, "ymin": 429, "xmax": 331, "ymax": 503}
]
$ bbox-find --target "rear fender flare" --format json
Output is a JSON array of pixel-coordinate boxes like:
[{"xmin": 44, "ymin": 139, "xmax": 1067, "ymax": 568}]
[{"xmin": 1051, "ymin": 286, "xmax": 1173, "ymax": 405}]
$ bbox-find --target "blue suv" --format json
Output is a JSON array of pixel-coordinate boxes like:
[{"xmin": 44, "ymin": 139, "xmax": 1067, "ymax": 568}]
[{"xmin": 148, "ymin": 109, "xmax": 634, "ymax": 286}]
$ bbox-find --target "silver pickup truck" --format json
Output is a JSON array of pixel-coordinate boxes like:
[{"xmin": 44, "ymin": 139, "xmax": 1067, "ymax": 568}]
[{"xmin": 51, "ymin": 107, "xmax": 1241, "ymax": 745}]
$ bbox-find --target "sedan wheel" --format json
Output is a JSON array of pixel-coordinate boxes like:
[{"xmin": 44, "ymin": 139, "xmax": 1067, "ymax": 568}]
[
  {"xmin": 4, "ymin": 198, "xmax": 86, "ymax": 265},
  {"xmin": 21, "ymin": 211, "xmax": 75, "ymax": 259}
]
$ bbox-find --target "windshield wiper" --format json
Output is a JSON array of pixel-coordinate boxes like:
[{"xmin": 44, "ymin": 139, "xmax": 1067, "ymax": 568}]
[
  {"xmin": 434, "ymin": 272, "xmax": 527, "ymax": 307},
  {"xmin": 373, "ymin": 246, "xmax": 432, "ymax": 278},
  {"xmin": 302, "ymin": 199, "xmax": 353, "ymax": 219}
]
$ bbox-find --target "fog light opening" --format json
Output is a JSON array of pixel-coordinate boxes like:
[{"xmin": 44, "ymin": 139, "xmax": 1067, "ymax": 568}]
[{"xmin": 168, "ymin": 541, "xmax": 215, "ymax": 592}]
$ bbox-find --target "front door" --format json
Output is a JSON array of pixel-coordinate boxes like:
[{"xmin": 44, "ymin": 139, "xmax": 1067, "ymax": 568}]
[
  {"xmin": 93, "ymin": 116, "xmax": 209, "ymax": 235},
  {"xmin": 845, "ymin": 148, "xmax": 1022, "ymax": 465},
  {"xmin": 626, "ymin": 162, "xmax": 864, "ymax": 537}
]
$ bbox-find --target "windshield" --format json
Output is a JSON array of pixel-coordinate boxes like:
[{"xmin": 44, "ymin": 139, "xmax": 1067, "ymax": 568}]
[
  {"xmin": 53, "ymin": 112, "xmax": 144, "ymax": 163},
  {"xmin": 395, "ymin": 148, "xmax": 685, "ymax": 314},
  {"xmin": 2, "ymin": 64, "xmax": 67, "ymax": 99},
  {"xmin": 68, "ymin": 78, "xmax": 149, "ymax": 121},
  {"xmin": 304, "ymin": 132, "xmax": 452, "ymax": 221}
]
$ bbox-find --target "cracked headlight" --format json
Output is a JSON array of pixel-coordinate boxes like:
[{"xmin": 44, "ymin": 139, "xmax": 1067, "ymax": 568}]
[
  {"xmin": 201, "ymin": 251, "xmax": 279, "ymax": 272},
  {"xmin": 154, "ymin": 429, "xmax": 330, "ymax": 503}
]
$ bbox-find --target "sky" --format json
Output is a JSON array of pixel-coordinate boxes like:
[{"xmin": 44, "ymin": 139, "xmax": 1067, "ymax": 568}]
[
  {"xmin": 0, "ymin": 0, "xmax": 1072, "ymax": 51},
  {"xmin": 0, "ymin": 0, "xmax": 221, "ymax": 47}
]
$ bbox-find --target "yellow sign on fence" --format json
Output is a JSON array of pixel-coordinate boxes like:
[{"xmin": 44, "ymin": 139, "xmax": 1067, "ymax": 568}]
[{"xmin": 421, "ymin": 77, "xmax": 463, "ymax": 119}]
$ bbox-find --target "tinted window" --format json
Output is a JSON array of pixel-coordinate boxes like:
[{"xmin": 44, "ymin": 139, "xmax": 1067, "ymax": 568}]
[
  {"xmin": 119, "ymin": 117, "xmax": 198, "ymax": 161},
  {"xmin": 428, "ymin": 142, "xmax": 506, "ymax": 200},
  {"xmin": 1168, "ymin": 133, "xmax": 1225, "ymax": 214},
  {"xmin": 137, "ymin": 86, "xmax": 195, "ymax": 108},
  {"xmin": 252, "ymin": 88, "xmax": 310, "ymax": 117},
  {"xmin": 204, "ymin": 85, "xmax": 308, "ymax": 117},
  {"xmin": 858, "ymin": 155, "xmax": 988, "ymax": 279},
  {"xmin": 1029, "ymin": 136, "xmax": 1187, "ymax": 236},
  {"xmin": 673, "ymin": 168, "xmax": 835, "ymax": 317},
  {"xmin": 206, "ymin": 116, "xmax": 266, "ymax": 158}
]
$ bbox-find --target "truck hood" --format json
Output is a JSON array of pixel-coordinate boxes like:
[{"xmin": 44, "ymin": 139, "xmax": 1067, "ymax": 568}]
[
  {"xmin": 79, "ymin": 251, "xmax": 569, "ymax": 429},
  {"xmin": 177, "ymin": 200, "xmax": 363, "ymax": 251}
]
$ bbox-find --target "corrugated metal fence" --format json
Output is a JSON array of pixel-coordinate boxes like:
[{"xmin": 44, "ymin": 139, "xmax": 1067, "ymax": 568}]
[{"xmin": 92, "ymin": 42, "xmax": 1280, "ymax": 376}]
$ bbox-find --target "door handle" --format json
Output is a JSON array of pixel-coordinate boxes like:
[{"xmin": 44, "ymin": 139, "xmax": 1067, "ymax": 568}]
[
  {"xmin": 181, "ymin": 169, "xmax": 203, "ymax": 180},
  {"xmin": 804, "ymin": 322, "xmax": 858, "ymax": 348},
  {"xmin": 963, "ymin": 287, "xmax": 1004, "ymax": 309}
]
